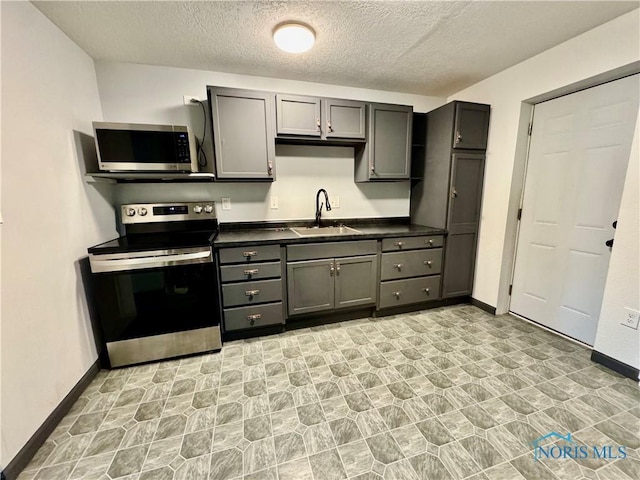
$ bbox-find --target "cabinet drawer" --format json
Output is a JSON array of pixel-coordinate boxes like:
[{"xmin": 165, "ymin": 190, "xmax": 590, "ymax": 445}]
[
  {"xmin": 379, "ymin": 276, "xmax": 441, "ymax": 309},
  {"xmin": 222, "ymin": 279, "xmax": 282, "ymax": 307},
  {"xmin": 287, "ymin": 240, "xmax": 377, "ymax": 261},
  {"xmin": 381, "ymin": 249, "xmax": 442, "ymax": 280},
  {"xmin": 220, "ymin": 262, "xmax": 281, "ymax": 283},
  {"xmin": 224, "ymin": 303, "xmax": 284, "ymax": 331},
  {"xmin": 219, "ymin": 244, "xmax": 281, "ymax": 264},
  {"xmin": 381, "ymin": 235, "xmax": 443, "ymax": 252}
]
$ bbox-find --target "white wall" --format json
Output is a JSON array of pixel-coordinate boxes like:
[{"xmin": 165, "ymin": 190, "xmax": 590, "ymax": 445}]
[
  {"xmin": 447, "ymin": 10, "xmax": 640, "ymax": 312},
  {"xmin": 0, "ymin": 1, "xmax": 115, "ymax": 469},
  {"xmin": 94, "ymin": 61, "xmax": 445, "ymax": 222},
  {"xmin": 594, "ymin": 112, "xmax": 640, "ymax": 374}
]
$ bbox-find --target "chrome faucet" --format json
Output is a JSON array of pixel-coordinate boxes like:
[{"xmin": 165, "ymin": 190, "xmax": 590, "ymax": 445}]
[{"xmin": 315, "ymin": 189, "xmax": 332, "ymax": 227}]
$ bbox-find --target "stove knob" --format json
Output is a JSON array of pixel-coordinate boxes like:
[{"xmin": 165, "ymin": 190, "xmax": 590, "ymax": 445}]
[
  {"xmin": 204, "ymin": 204, "xmax": 214, "ymax": 214},
  {"xmin": 138, "ymin": 207, "xmax": 148, "ymax": 216},
  {"xmin": 193, "ymin": 205, "xmax": 203, "ymax": 214},
  {"xmin": 125, "ymin": 207, "xmax": 136, "ymax": 217}
]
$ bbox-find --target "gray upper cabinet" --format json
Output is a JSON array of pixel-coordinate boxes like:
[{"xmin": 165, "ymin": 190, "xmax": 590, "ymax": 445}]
[
  {"xmin": 453, "ymin": 103, "xmax": 490, "ymax": 150},
  {"xmin": 276, "ymin": 95, "xmax": 366, "ymax": 141},
  {"xmin": 355, "ymin": 103, "xmax": 413, "ymax": 181},
  {"xmin": 276, "ymin": 94, "xmax": 322, "ymax": 137},
  {"xmin": 410, "ymin": 101, "xmax": 490, "ymax": 298},
  {"xmin": 207, "ymin": 86, "xmax": 275, "ymax": 180}
]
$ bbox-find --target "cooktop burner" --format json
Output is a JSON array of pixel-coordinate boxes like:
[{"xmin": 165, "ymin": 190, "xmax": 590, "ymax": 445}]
[{"xmin": 88, "ymin": 201, "xmax": 218, "ymax": 255}]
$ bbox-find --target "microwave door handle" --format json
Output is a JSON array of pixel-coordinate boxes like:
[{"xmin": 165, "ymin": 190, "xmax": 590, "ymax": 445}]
[{"xmin": 90, "ymin": 250, "xmax": 212, "ymax": 273}]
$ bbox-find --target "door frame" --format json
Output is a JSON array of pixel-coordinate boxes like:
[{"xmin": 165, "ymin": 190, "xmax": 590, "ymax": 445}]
[{"xmin": 496, "ymin": 62, "xmax": 640, "ymax": 316}]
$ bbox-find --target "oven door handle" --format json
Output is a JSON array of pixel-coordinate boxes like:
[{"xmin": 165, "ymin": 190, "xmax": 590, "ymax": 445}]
[{"xmin": 90, "ymin": 249, "xmax": 212, "ymax": 273}]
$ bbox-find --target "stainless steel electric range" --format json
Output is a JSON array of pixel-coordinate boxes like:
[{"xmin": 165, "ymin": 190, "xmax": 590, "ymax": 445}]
[{"xmin": 87, "ymin": 201, "xmax": 221, "ymax": 368}]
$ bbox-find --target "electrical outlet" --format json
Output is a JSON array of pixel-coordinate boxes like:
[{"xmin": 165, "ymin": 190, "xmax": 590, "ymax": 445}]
[
  {"xmin": 221, "ymin": 198, "xmax": 231, "ymax": 211},
  {"xmin": 183, "ymin": 95, "xmax": 199, "ymax": 106},
  {"xmin": 329, "ymin": 196, "xmax": 340, "ymax": 208},
  {"xmin": 270, "ymin": 196, "xmax": 279, "ymax": 209},
  {"xmin": 621, "ymin": 308, "xmax": 640, "ymax": 330}
]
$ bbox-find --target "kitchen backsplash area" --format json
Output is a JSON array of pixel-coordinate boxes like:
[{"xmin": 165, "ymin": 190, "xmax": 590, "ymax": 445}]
[{"xmin": 115, "ymin": 143, "xmax": 411, "ymax": 223}]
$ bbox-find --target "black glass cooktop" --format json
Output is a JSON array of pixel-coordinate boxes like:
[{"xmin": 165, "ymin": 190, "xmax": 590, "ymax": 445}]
[{"xmin": 88, "ymin": 230, "xmax": 218, "ymax": 255}]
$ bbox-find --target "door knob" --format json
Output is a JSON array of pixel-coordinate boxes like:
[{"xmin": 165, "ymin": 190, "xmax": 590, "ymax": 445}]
[{"xmin": 605, "ymin": 239, "xmax": 614, "ymax": 248}]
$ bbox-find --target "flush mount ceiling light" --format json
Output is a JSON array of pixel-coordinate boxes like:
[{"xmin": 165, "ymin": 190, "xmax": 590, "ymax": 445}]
[{"xmin": 273, "ymin": 22, "xmax": 315, "ymax": 53}]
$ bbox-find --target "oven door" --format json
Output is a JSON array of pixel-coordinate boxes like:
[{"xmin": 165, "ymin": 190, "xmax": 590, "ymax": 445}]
[{"xmin": 89, "ymin": 247, "xmax": 221, "ymax": 366}]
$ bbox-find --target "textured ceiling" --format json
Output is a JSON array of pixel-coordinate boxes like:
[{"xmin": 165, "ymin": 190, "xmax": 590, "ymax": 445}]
[{"xmin": 32, "ymin": 1, "xmax": 639, "ymax": 96}]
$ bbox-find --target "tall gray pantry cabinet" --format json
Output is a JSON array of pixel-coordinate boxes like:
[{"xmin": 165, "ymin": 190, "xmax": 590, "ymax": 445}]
[{"xmin": 410, "ymin": 101, "xmax": 490, "ymax": 298}]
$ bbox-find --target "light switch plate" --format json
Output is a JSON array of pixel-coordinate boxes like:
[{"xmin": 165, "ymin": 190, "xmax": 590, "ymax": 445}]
[
  {"xmin": 221, "ymin": 198, "xmax": 231, "ymax": 211},
  {"xmin": 270, "ymin": 196, "xmax": 279, "ymax": 209},
  {"xmin": 621, "ymin": 308, "xmax": 640, "ymax": 330}
]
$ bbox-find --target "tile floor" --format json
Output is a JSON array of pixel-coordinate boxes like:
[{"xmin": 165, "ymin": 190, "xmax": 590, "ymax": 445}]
[{"xmin": 16, "ymin": 305, "xmax": 640, "ymax": 480}]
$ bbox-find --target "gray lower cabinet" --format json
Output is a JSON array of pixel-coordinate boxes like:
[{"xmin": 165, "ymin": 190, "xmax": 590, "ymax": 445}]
[
  {"xmin": 378, "ymin": 235, "xmax": 443, "ymax": 309},
  {"xmin": 218, "ymin": 243, "xmax": 285, "ymax": 332},
  {"xmin": 355, "ymin": 103, "xmax": 413, "ymax": 181},
  {"xmin": 286, "ymin": 241, "xmax": 378, "ymax": 316},
  {"xmin": 207, "ymin": 86, "xmax": 276, "ymax": 180}
]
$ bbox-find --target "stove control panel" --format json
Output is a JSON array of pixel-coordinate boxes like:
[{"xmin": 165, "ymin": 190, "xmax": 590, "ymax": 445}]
[{"xmin": 121, "ymin": 202, "xmax": 217, "ymax": 224}]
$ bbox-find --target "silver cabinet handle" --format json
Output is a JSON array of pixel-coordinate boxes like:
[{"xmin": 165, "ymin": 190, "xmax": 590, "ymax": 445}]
[
  {"xmin": 267, "ymin": 161, "xmax": 273, "ymax": 176},
  {"xmin": 426, "ymin": 239, "xmax": 434, "ymax": 245},
  {"xmin": 393, "ymin": 263, "xmax": 403, "ymax": 270},
  {"xmin": 424, "ymin": 260, "xmax": 433, "ymax": 267},
  {"xmin": 243, "ymin": 251, "xmax": 258, "ymax": 258},
  {"xmin": 247, "ymin": 314, "xmax": 262, "ymax": 321},
  {"xmin": 393, "ymin": 291, "xmax": 401, "ymax": 299},
  {"xmin": 316, "ymin": 118, "xmax": 321, "ymax": 132},
  {"xmin": 456, "ymin": 131, "xmax": 462, "ymax": 143},
  {"xmin": 393, "ymin": 241, "xmax": 404, "ymax": 248},
  {"xmin": 422, "ymin": 288, "xmax": 430, "ymax": 294},
  {"xmin": 244, "ymin": 269, "xmax": 259, "ymax": 276},
  {"xmin": 327, "ymin": 120, "xmax": 333, "ymax": 133},
  {"xmin": 451, "ymin": 188, "xmax": 458, "ymax": 199},
  {"xmin": 336, "ymin": 262, "xmax": 340, "ymax": 274},
  {"xmin": 330, "ymin": 262, "xmax": 335, "ymax": 276},
  {"xmin": 370, "ymin": 164, "xmax": 375, "ymax": 174},
  {"xmin": 245, "ymin": 290, "xmax": 260, "ymax": 296}
]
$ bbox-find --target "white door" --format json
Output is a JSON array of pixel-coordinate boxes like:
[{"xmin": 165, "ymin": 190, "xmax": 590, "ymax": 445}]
[{"xmin": 511, "ymin": 75, "xmax": 639, "ymax": 345}]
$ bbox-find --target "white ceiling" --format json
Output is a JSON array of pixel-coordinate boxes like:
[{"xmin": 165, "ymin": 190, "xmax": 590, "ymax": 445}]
[{"xmin": 32, "ymin": 1, "xmax": 638, "ymax": 97}]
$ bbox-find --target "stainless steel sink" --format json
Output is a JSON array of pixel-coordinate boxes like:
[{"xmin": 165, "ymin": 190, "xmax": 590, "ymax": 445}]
[{"xmin": 290, "ymin": 226, "xmax": 361, "ymax": 237}]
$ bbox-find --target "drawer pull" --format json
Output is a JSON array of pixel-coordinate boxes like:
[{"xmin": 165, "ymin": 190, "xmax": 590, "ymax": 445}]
[
  {"xmin": 393, "ymin": 263, "xmax": 403, "ymax": 270},
  {"xmin": 243, "ymin": 251, "xmax": 258, "ymax": 258},
  {"xmin": 336, "ymin": 262, "xmax": 341, "ymax": 275},
  {"xmin": 244, "ymin": 269, "xmax": 259, "ymax": 276},
  {"xmin": 247, "ymin": 314, "xmax": 262, "ymax": 321},
  {"xmin": 393, "ymin": 241, "xmax": 404, "ymax": 248},
  {"xmin": 393, "ymin": 291, "xmax": 401, "ymax": 299},
  {"xmin": 426, "ymin": 239, "xmax": 435, "ymax": 245},
  {"xmin": 422, "ymin": 288, "xmax": 430, "ymax": 294},
  {"xmin": 424, "ymin": 260, "xmax": 433, "ymax": 267},
  {"xmin": 245, "ymin": 290, "xmax": 260, "ymax": 296}
]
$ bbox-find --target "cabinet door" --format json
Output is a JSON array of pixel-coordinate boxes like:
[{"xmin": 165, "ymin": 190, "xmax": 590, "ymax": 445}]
[
  {"xmin": 276, "ymin": 94, "xmax": 321, "ymax": 137},
  {"xmin": 334, "ymin": 255, "xmax": 377, "ymax": 309},
  {"xmin": 442, "ymin": 233, "xmax": 477, "ymax": 297},
  {"xmin": 287, "ymin": 259, "xmax": 334, "ymax": 316},
  {"xmin": 453, "ymin": 103, "xmax": 490, "ymax": 150},
  {"xmin": 208, "ymin": 87, "xmax": 275, "ymax": 179},
  {"xmin": 369, "ymin": 103, "xmax": 413, "ymax": 179},
  {"xmin": 324, "ymin": 99, "xmax": 366, "ymax": 139},
  {"xmin": 447, "ymin": 153, "xmax": 485, "ymax": 235}
]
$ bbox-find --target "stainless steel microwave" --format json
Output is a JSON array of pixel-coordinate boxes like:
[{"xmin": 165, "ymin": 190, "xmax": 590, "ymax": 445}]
[{"xmin": 93, "ymin": 122, "xmax": 198, "ymax": 172}]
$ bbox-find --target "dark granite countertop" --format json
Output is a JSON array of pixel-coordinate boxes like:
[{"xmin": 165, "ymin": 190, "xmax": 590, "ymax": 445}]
[{"xmin": 213, "ymin": 219, "xmax": 446, "ymax": 248}]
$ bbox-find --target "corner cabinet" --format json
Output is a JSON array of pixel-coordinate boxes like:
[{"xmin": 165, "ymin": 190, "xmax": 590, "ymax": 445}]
[
  {"xmin": 355, "ymin": 103, "xmax": 413, "ymax": 181},
  {"xmin": 207, "ymin": 86, "xmax": 276, "ymax": 180},
  {"xmin": 275, "ymin": 94, "xmax": 366, "ymax": 140},
  {"xmin": 410, "ymin": 101, "xmax": 490, "ymax": 298}
]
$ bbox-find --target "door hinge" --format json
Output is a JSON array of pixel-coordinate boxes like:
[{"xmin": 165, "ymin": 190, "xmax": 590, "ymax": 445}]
[
  {"xmin": 509, "ymin": 285, "xmax": 513, "ymax": 295},
  {"xmin": 517, "ymin": 208, "xmax": 522, "ymax": 220},
  {"xmin": 528, "ymin": 122, "xmax": 533, "ymax": 136}
]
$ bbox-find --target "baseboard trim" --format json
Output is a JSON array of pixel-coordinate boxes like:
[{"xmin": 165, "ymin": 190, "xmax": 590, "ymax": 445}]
[
  {"xmin": 470, "ymin": 297, "xmax": 497, "ymax": 315},
  {"xmin": 1, "ymin": 360, "xmax": 101, "ymax": 480},
  {"xmin": 591, "ymin": 350, "xmax": 639, "ymax": 381}
]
